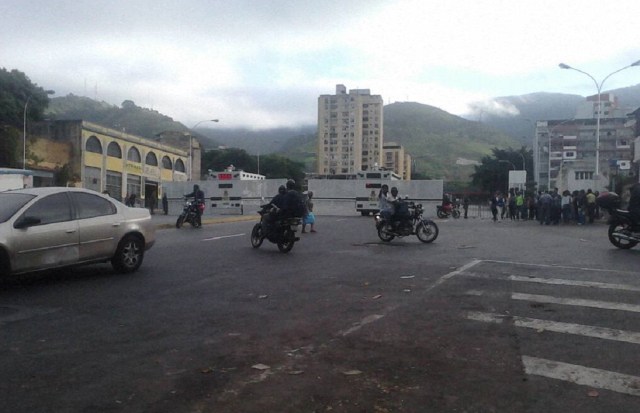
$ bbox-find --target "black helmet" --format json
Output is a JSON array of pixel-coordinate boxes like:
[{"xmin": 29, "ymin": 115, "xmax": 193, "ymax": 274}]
[
  {"xmin": 286, "ymin": 179, "xmax": 295, "ymax": 190},
  {"xmin": 193, "ymin": 184, "xmax": 199, "ymax": 191},
  {"xmin": 278, "ymin": 185, "xmax": 286, "ymax": 194}
]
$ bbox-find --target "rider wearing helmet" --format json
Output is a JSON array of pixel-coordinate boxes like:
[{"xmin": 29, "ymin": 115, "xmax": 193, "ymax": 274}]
[
  {"xmin": 262, "ymin": 184, "xmax": 288, "ymax": 235},
  {"xmin": 184, "ymin": 184, "xmax": 205, "ymax": 227},
  {"xmin": 280, "ymin": 179, "xmax": 306, "ymax": 219}
]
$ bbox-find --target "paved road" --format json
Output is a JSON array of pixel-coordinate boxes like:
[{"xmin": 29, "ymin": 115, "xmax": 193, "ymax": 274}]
[{"xmin": 1, "ymin": 215, "xmax": 639, "ymax": 412}]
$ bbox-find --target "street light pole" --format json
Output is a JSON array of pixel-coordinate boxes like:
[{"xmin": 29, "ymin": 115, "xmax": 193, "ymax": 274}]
[
  {"xmin": 189, "ymin": 119, "xmax": 219, "ymax": 180},
  {"xmin": 23, "ymin": 96, "xmax": 32, "ymax": 170},
  {"xmin": 558, "ymin": 60, "xmax": 640, "ymax": 179}
]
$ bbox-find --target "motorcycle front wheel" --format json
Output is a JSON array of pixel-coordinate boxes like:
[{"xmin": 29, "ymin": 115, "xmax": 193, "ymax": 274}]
[
  {"xmin": 277, "ymin": 229, "xmax": 296, "ymax": 253},
  {"xmin": 416, "ymin": 220, "xmax": 439, "ymax": 243},
  {"xmin": 452, "ymin": 209, "xmax": 461, "ymax": 219},
  {"xmin": 176, "ymin": 215, "xmax": 185, "ymax": 228},
  {"xmin": 377, "ymin": 223, "xmax": 395, "ymax": 242},
  {"xmin": 251, "ymin": 223, "xmax": 264, "ymax": 248},
  {"xmin": 608, "ymin": 223, "xmax": 638, "ymax": 249}
]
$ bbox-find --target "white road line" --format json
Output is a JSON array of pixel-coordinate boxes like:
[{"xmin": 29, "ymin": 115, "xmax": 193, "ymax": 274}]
[
  {"xmin": 512, "ymin": 293, "xmax": 640, "ymax": 313},
  {"xmin": 426, "ymin": 259, "xmax": 482, "ymax": 292},
  {"xmin": 508, "ymin": 275, "xmax": 640, "ymax": 293},
  {"xmin": 522, "ymin": 356, "xmax": 640, "ymax": 397},
  {"xmin": 466, "ymin": 311, "xmax": 640, "ymax": 345},
  {"xmin": 202, "ymin": 233, "xmax": 245, "ymax": 241},
  {"xmin": 339, "ymin": 314, "xmax": 386, "ymax": 336},
  {"xmin": 482, "ymin": 259, "xmax": 636, "ymax": 274}
]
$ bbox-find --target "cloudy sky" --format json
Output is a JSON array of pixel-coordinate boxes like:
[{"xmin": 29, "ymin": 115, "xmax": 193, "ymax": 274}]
[{"xmin": 2, "ymin": 0, "xmax": 639, "ymax": 129}]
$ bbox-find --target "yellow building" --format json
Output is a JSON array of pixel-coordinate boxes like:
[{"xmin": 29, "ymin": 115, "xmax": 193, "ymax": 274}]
[
  {"xmin": 383, "ymin": 142, "xmax": 412, "ymax": 180},
  {"xmin": 28, "ymin": 120, "xmax": 190, "ymax": 205}
]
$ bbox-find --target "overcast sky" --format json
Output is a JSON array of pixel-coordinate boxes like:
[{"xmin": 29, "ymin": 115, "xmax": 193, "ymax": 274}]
[{"xmin": 2, "ymin": 0, "xmax": 639, "ymax": 129}]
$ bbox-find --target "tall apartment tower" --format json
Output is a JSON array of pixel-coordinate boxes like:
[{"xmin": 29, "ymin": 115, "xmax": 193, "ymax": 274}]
[{"xmin": 317, "ymin": 84, "xmax": 383, "ymax": 175}]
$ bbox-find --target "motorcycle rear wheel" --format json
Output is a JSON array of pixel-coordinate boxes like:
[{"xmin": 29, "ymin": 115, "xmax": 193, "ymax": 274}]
[
  {"xmin": 608, "ymin": 223, "xmax": 638, "ymax": 249},
  {"xmin": 251, "ymin": 223, "xmax": 264, "ymax": 248},
  {"xmin": 417, "ymin": 220, "xmax": 439, "ymax": 243},
  {"xmin": 277, "ymin": 229, "xmax": 296, "ymax": 253},
  {"xmin": 176, "ymin": 215, "xmax": 184, "ymax": 228},
  {"xmin": 436, "ymin": 209, "xmax": 447, "ymax": 219},
  {"xmin": 377, "ymin": 223, "xmax": 395, "ymax": 242}
]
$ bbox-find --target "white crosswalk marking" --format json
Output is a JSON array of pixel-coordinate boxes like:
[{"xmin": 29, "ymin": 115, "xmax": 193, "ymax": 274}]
[
  {"xmin": 466, "ymin": 311, "xmax": 640, "ymax": 345},
  {"xmin": 453, "ymin": 260, "xmax": 640, "ymax": 398},
  {"xmin": 512, "ymin": 292, "xmax": 640, "ymax": 313},
  {"xmin": 508, "ymin": 275, "xmax": 640, "ymax": 292},
  {"xmin": 522, "ymin": 356, "xmax": 640, "ymax": 397}
]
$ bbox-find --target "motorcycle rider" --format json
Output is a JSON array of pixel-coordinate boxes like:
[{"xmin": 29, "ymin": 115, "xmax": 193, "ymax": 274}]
[
  {"xmin": 262, "ymin": 185, "xmax": 287, "ymax": 234},
  {"xmin": 378, "ymin": 184, "xmax": 394, "ymax": 221},
  {"xmin": 280, "ymin": 179, "xmax": 305, "ymax": 219},
  {"xmin": 184, "ymin": 184, "xmax": 205, "ymax": 227}
]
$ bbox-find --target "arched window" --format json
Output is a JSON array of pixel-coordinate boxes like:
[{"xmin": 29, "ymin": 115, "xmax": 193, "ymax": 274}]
[
  {"xmin": 175, "ymin": 159, "xmax": 186, "ymax": 172},
  {"xmin": 85, "ymin": 136, "xmax": 103, "ymax": 154},
  {"xmin": 127, "ymin": 147, "xmax": 141, "ymax": 163},
  {"xmin": 145, "ymin": 151, "xmax": 158, "ymax": 166},
  {"xmin": 107, "ymin": 142, "xmax": 122, "ymax": 158},
  {"xmin": 161, "ymin": 156, "xmax": 172, "ymax": 169}
]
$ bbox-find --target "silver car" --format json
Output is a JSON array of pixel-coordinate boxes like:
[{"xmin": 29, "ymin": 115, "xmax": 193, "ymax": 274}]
[{"xmin": 0, "ymin": 187, "xmax": 155, "ymax": 276}]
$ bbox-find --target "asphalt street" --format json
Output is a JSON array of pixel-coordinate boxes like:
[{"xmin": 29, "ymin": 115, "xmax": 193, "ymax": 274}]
[{"xmin": 1, "ymin": 214, "xmax": 639, "ymax": 412}]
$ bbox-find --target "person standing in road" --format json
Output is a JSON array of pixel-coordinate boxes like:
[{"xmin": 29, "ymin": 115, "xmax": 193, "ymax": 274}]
[
  {"xmin": 586, "ymin": 189, "xmax": 597, "ymax": 224},
  {"xmin": 162, "ymin": 193, "xmax": 169, "ymax": 215},
  {"xmin": 490, "ymin": 192, "xmax": 499, "ymax": 222},
  {"xmin": 302, "ymin": 191, "xmax": 316, "ymax": 233},
  {"xmin": 463, "ymin": 196, "xmax": 470, "ymax": 219}
]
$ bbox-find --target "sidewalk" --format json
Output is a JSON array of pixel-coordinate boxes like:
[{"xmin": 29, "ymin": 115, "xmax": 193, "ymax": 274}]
[{"xmin": 151, "ymin": 212, "xmax": 258, "ymax": 229}]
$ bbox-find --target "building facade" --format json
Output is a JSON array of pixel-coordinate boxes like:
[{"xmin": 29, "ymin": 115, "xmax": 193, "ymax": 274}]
[
  {"xmin": 317, "ymin": 85, "xmax": 383, "ymax": 175},
  {"xmin": 27, "ymin": 120, "xmax": 190, "ymax": 205},
  {"xmin": 382, "ymin": 142, "xmax": 412, "ymax": 180},
  {"xmin": 534, "ymin": 112, "xmax": 635, "ymax": 192}
]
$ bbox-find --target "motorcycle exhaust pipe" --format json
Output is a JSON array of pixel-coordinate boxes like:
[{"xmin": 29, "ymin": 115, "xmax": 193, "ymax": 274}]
[{"xmin": 611, "ymin": 232, "xmax": 640, "ymax": 242}]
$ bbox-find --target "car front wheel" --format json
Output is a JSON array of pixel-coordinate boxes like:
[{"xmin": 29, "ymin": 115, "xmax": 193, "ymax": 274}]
[{"xmin": 111, "ymin": 235, "xmax": 145, "ymax": 273}]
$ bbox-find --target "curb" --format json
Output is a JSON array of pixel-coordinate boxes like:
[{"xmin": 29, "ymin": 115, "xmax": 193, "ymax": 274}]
[{"xmin": 156, "ymin": 215, "xmax": 259, "ymax": 230}]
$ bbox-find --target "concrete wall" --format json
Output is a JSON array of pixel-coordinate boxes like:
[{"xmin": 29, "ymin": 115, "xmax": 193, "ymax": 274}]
[{"xmin": 162, "ymin": 178, "xmax": 444, "ymax": 217}]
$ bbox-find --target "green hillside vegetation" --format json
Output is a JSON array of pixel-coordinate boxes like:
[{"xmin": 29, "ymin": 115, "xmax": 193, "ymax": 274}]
[
  {"xmin": 46, "ymin": 95, "xmax": 197, "ymax": 141},
  {"xmin": 383, "ymin": 102, "xmax": 520, "ymax": 179}
]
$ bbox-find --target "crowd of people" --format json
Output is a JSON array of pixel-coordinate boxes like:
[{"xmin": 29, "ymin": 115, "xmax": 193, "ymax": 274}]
[{"xmin": 488, "ymin": 188, "xmax": 604, "ymax": 225}]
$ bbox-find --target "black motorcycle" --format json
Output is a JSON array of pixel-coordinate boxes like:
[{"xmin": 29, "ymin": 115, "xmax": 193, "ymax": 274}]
[
  {"xmin": 596, "ymin": 192, "xmax": 640, "ymax": 249},
  {"xmin": 176, "ymin": 198, "xmax": 202, "ymax": 228},
  {"xmin": 375, "ymin": 200, "xmax": 439, "ymax": 243},
  {"xmin": 436, "ymin": 202, "xmax": 461, "ymax": 219},
  {"xmin": 251, "ymin": 204, "xmax": 301, "ymax": 253}
]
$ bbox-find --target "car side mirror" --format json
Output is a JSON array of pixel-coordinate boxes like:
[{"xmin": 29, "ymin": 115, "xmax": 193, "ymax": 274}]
[{"xmin": 14, "ymin": 216, "xmax": 42, "ymax": 229}]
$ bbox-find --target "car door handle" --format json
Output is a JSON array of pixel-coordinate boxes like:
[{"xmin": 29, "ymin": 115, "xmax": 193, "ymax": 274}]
[
  {"xmin": 112, "ymin": 222, "xmax": 121, "ymax": 227},
  {"xmin": 65, "ymin": 229, "xmax": 77, "ymax": 234}
]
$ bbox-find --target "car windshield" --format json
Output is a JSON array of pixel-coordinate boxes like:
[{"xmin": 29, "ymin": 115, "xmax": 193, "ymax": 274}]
[{"xmin": 0, "ymin": 193, "xmax": 36, "ymax": 223}]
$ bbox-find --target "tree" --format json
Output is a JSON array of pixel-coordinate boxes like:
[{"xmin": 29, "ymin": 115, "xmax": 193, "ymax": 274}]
[
  {"xmin": 201, "ymin": 148, "xmax": 306, "ymax": 186},
  {"xmin": 470, "ymin": 146, "xmax": 534, "ymax": 195},
  {"xmin": 0, "ymin": 68, "xmax": 53, "ymax": 167}
]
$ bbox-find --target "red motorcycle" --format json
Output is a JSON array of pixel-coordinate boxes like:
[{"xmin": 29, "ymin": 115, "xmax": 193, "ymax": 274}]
[{"xmin": 436, "ymin": 202, "xmax": 460, "ymax": 219}]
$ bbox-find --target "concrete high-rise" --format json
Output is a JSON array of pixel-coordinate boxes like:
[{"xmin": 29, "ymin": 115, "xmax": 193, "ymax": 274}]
[{"xmin": 316, "ymin": 85, "xmax": 383, "ymax": 175}]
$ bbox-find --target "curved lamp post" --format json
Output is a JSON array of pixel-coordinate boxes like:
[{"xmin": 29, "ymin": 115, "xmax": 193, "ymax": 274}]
[
  {"xmin": 558, "ymin": 60, "xmax": 640, "ymax": 178},
  {"xmin": 23, "ymin": 90, "xmax": 55, "ymax": 169},
  {"xmin": 189, "ymin": 119, "xmax": 219, "ymax": 180}
]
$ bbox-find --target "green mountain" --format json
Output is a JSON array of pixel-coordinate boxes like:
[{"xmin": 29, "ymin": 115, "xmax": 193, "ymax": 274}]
[
  {"xmin": 383, "ymin": 102, "xmax": 520, "ymax": 179},
  {"xmin": 45, "ymin": 94, "xmax": 200, "ymax": 142}
]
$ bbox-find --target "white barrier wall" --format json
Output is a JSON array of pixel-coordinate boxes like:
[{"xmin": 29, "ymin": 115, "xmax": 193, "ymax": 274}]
[{"xmin": 162, "ymin": 178, "xmax": 443, "ymax": 216}]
